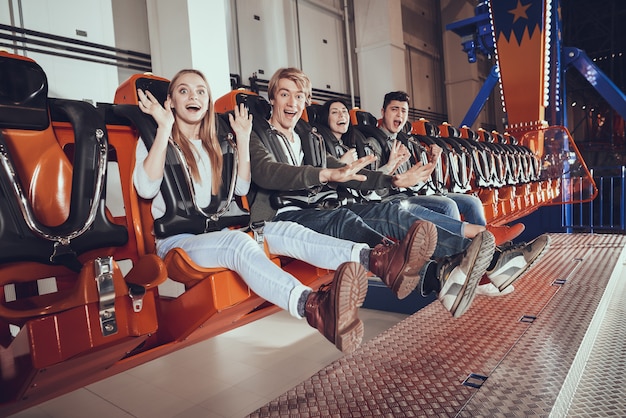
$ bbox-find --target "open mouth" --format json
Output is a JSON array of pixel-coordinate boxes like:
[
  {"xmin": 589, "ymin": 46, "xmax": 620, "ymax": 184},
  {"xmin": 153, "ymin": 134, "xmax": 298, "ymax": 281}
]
[{"xmin": 284, "ymin": 109, "xmax": 298, "ymax": 118}]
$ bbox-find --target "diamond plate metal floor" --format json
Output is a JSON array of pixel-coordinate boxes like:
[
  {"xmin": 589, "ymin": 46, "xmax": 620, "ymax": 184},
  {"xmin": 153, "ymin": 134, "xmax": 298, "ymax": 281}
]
[
  {"xmin": 555, "ymin": 235, "xmax": 626, "ymax": 418},
  {"xmin": 248, "ymin": 233, "xmax": 626, "ymax": 417}
]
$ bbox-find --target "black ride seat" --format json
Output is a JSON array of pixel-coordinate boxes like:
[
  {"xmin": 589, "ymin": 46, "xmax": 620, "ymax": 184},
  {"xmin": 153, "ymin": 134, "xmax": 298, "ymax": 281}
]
[
  {"xmin": 0, "ymin": 52, "xmax": 167, "ymax": 409},
  {"xmin": 112, "ymin": 76, "xmax": 280, "ymax": 343},
  {"xmin": 0, "ymin": 53, "xmax": 128, "ymax": 271}
]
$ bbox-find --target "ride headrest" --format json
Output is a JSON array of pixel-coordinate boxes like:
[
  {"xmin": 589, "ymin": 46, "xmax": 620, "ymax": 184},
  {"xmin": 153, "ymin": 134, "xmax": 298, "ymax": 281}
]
[
  {"xmin": 114, "ymin": 73, "xmax": 170, "ymax": 106},
  {"xmin": 492, "ymin": 131, "xmax": 505, "ymax": 144},
  {"xmin": 426, "ymin": 122, "xmax": 439, "ymax": 137},
  {"xmin": 460, "ymin": 126, "xmax": 479, "ymax": 141},
  {"xmin": 440, "ymin": 123, "xmax": 461, "ymax": 138},
  {"xmin": 477, "ymin": 128, "xmax": 494, "ymax": 143},
  {"xmin": 240, "ymin": 94, "xmax": 272, "ymax": 121},
  {"xmin": 504, "ymin": 132, "xmax": 518, "ymax": 145},
  {"xmin": 354, "ymin": 110, "xmax": 378, "ymax": 127},
  {"xmin": 412, "ymin": 118, "xmax": 439, "ymax": 137},
  {"xmin": 306, "ymin": 104, "xmax": 323, "ymax": 125},
  {"xmin": 136, "ymin": 77, "xmax": 169, "ymax": 106},
  {"xmin": 0, "ymin": 52, "xmax": 49, "ymax": 130}
]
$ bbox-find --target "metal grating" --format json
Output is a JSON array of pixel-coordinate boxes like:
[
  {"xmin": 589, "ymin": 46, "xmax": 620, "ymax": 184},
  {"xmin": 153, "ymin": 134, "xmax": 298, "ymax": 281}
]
[
  {"xmin": 559, "ymin": 241, "xmax": 626, "ymax": 417},
  {"xmin": 248, "ymin": 233, "xmax": 626, "ymax": 417}
]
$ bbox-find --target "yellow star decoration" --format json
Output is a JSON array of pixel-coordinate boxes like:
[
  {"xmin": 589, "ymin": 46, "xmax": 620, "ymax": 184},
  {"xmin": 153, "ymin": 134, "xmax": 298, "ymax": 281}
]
[{"xmin": 509, "ymin": 0, "xmax": 531, "ymax": 23}]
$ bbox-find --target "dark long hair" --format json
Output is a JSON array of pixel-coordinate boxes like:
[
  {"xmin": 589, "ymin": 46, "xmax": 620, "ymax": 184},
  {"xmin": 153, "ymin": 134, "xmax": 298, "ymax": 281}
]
[{"xmin": 319, "ymin": 98, "xmax": 358, "ymax": 148}]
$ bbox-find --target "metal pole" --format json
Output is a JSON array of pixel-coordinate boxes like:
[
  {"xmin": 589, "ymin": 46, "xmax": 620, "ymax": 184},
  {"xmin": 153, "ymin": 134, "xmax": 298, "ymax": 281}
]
[
  {"xmin": 343, "ymin": 0, "xmax": 355, "ymax": 109},
  {"xmin": 589, "ymin": 168, "xmax": 594, "ymax": 232},
  {"xmin": 619, "ymin": 166, "xmax": 626, "ymax": 231}
]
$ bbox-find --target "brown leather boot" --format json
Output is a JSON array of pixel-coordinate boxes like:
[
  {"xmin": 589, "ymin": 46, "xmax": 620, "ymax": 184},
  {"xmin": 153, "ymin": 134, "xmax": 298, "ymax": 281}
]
[
  {"xmin": 369, "ymin": 220, "xmax": 438, "ymax": 299},
  {"xmin": 305, "ymin": 262, "xmax": 368, "ymax": 353}
]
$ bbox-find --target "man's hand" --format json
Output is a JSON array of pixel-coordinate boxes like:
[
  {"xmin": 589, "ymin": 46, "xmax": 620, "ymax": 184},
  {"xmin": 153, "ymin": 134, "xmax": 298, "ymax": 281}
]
[
  {"xmin": 428, "ymin": 144, "xmax": 443, "ymax": 163},
  {"xmin": 391, "ymin": 161, "xmax": 435, "ymax": 188},
  {"xmin": 385, "ymin": 139, "xmax": 411, "ymax": 174},
  {"xmin": 319, "ymin": 154, "xmax": 377, "ymax": 184}
]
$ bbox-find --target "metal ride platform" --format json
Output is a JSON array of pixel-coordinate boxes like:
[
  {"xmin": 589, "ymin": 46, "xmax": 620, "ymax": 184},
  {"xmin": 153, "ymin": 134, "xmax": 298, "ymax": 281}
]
[{"xmin": 248, "ymin": 233, "xmax": 626, "ymax": 417}]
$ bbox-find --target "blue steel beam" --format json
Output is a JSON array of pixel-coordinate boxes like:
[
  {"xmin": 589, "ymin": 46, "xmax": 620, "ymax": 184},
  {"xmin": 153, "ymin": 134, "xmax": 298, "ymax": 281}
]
[
  {"xmin": 563, "ymin": 46, "xmax": 626, "ymax": 122},
  {"xmin": 460, "ymin": 65, "xmax": 499, "ymax": 128}
]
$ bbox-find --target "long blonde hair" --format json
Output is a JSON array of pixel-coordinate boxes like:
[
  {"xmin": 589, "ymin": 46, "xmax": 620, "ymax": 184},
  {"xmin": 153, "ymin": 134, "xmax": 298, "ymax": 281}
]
[{"xmin": 168, "ymin": 69, "xmax": 222, "ymax": 193}]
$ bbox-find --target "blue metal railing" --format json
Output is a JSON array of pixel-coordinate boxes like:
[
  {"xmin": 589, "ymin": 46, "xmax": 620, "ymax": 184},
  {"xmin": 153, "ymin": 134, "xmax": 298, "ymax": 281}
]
[{"xmin": 569, "ymin": 166, "xmax": 626, "ymax": 233}]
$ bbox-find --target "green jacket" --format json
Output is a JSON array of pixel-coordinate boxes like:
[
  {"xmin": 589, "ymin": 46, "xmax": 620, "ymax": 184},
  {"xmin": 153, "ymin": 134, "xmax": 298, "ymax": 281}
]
[{"xmin": 248, "ymin": 128, "xmax": 394, "ymax": 223}]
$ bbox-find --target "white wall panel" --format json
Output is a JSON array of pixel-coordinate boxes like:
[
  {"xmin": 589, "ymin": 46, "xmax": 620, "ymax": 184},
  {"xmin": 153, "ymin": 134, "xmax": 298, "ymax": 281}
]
[
  {"xmin": 15, "ymin": 0, "xmax": 119, "ymax": 103},
  {"xmin": 112, "ymin": 0, "xmax": 151, "ymax": 84},
  {"xmin": 235, "ymin": 0, "xmax": 297, "ymax": 82},
  {"xmin": 0, "ymin": 1, "xmax": 13, "ymax": 25},
  {"xmin": 233, "ymin": 0, "xmax": 347, "ymax": 93},
  {"xmin": 407, "ymin": 45, "xmax": 444, "ymax": 114},
  {"xmin": 298, "ymin": 0, "xmax": 346, "ymax": 93}
]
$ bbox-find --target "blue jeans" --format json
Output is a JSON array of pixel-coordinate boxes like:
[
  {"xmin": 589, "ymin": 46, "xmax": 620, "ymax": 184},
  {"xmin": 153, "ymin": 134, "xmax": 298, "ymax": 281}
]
[
  {"xmin": 410, "ymin": 193, "xmax": 487, "ymax": 226},
  {"xmin": 276, "ymin": 203, "xmax": 470, "ymax": 259},
  {"xmin": 350, "ymin": 202, "xmax": 472, "ymax": 259},
  {"xmin": 350, "ymin": 201, "xmax": 470, "ymax": 258},
  {"xmin": 382, "ymin": 194, "xmax": 468, "ymax": 237},
  {"xmin": 274, "ymin": 207, "xmax": 386, "ymax": 247},
  {"xmin": 447, "ymin": 193, "xmax": 486, "ymax": 226},
  {"xmin": 403, "ymin": 194, "xmax": 460, "ymax": 218},
  {"xmin": 155, "ymin": 221, "xmax": 366, "ymax": 316}
]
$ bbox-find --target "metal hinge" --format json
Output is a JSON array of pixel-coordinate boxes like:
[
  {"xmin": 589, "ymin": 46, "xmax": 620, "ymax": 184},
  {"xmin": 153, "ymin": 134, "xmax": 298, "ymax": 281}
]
[{"xmin": 94, "ymin": 256, "xmax": 118, "ymax": 336}]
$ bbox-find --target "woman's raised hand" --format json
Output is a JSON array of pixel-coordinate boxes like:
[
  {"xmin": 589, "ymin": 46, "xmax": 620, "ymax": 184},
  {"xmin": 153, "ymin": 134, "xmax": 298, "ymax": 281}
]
[
  {"xmin": 339, "ymin": 148, "xmax": 358, "ymax": 164},
  {"xmin": 228, "ymin": 103, "xmax": 253, "ymax": 145},
  {"xmin": 137, "ymin": 89, "xmax": 174, "ymax": 130}
]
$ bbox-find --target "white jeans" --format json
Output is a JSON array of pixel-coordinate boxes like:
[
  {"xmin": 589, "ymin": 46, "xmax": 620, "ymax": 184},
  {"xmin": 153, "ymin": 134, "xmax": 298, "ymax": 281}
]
[{"xmin": 155, "ymin": 221, "xmax": 367, "ymax": 317}]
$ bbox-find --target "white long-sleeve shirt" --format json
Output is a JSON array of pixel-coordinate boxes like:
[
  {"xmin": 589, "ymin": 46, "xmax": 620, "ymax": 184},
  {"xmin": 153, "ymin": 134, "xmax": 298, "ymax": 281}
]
[{"xmin": 133, "ymin": 138, "xmax": 250, "ymax": 221}]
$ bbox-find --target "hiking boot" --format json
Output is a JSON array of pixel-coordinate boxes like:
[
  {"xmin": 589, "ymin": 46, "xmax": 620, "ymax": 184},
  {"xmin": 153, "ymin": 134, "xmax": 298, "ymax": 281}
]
[
  {"xmin": 487, "ymin": 234, "xmax": 550, "ymax": 291},
  {"xmin": 476, "ymin": 282, "xmax": 515, "ymax": 297},
  {"xmin": 369, "ymin": 220, "xmax": 437, "ymax": 299},
  {"xmin": 437, "ymin": 230, "xmax": 495, "ymax": 318},
  {"xmin": 305, "ymin": 262, "xmax": 368, "ymax": 353},
  {"xmin": 486, "ymin": 223, "xmax": 525, "ymax": 246}
]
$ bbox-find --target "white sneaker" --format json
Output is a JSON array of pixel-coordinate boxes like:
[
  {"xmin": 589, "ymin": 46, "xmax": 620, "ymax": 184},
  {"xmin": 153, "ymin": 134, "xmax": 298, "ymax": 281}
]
[
  {"xmin": 487, "ymin": 234, "xmax": 550, "ymax": 291},
  {"xmin": 438, "ymin": 231, "xmax": 496, "ymax": 317},
  {"xmin": 476, "ymin": 283, "xmax": 514, "ymax": 297}
]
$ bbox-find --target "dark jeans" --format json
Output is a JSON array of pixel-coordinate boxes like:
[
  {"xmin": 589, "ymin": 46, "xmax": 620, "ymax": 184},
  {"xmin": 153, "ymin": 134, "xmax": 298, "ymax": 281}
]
[
  {"xmin": 274, "ymin": 207, "xmax": 385, "ymax": 247},
  {"xmin": 274, "ymin": 201, "xmax": 470, "ymax": 258},
  {"xmin": 350, "ymin": 201, "xmax": 470, "ymax": 258}
]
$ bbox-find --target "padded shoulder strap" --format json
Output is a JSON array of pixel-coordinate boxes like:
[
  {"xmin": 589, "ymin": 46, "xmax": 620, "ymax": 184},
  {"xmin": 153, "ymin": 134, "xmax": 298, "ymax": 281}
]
[
  {"xmin": 295, "ymin": 120, "xmax": 327, "ymax": 168},
  {"xmin": 397, "ymin": 131, "xmax": 425, "ymax": 167},
  {"xmin": 352, "ymin": 111, "xmax": 391, "ymax": 163},
  {"xmin": 0, "ymin": 104, "xmax": 128, "ymax": 271},
  {"xmin": 113, "ymin": 105, "xmax": 247, "ymax": 238},
  {"xmin": 310, "ymin": 122, "xmax": 344, "ymax": 160},
  {"xmin": 0, "ymin": 131, "xmax": 59, "ymax": 265}
]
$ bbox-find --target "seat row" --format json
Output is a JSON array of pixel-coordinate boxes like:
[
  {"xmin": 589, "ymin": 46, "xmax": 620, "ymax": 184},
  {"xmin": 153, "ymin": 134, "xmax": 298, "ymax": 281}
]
[
  {"xmin": 303, "ymin": 101, "xmax": 559, "ymax": 224},
  {"xmin": 0, "ymin": 52, "xmax": 330, "ymax": 415},
  {"xmin": 0, "ymin": 50, "xmax": 590, "ymax": 414}
]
